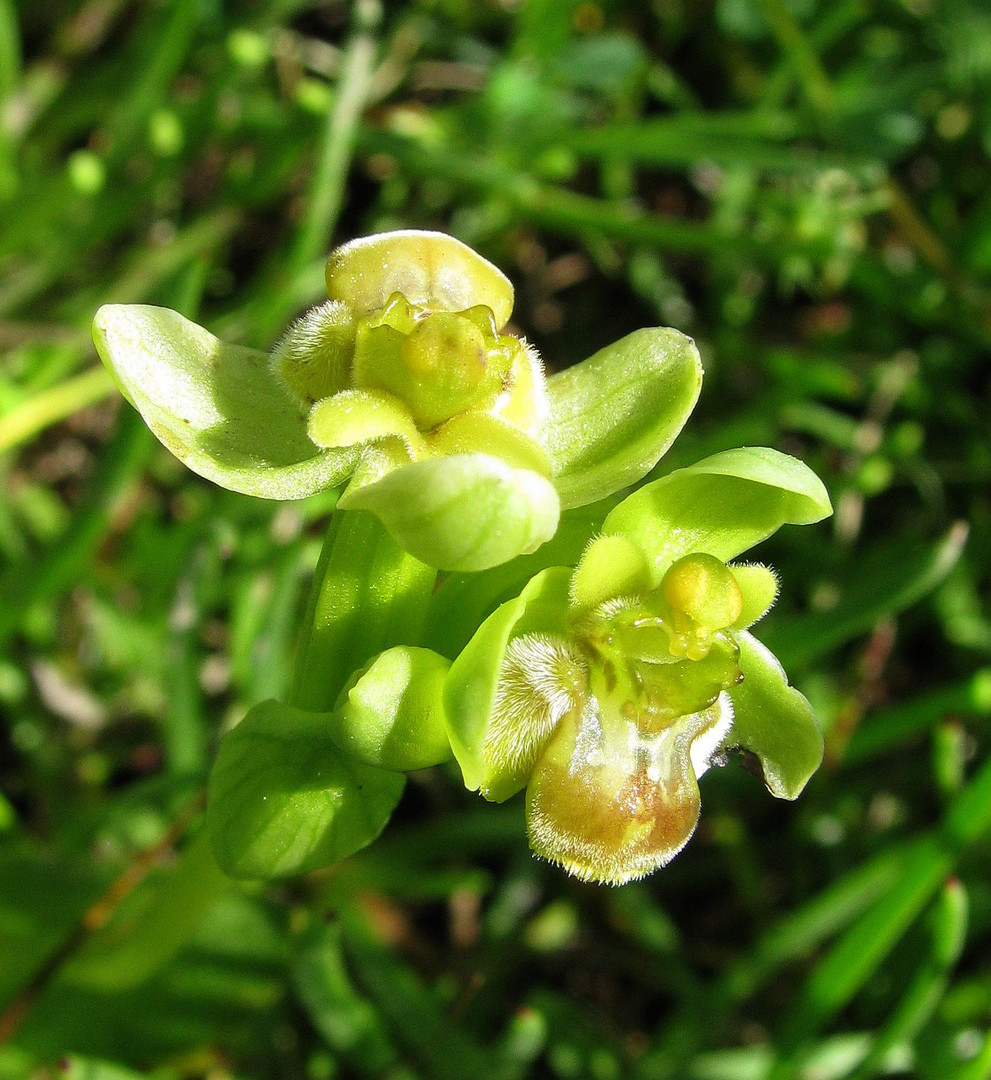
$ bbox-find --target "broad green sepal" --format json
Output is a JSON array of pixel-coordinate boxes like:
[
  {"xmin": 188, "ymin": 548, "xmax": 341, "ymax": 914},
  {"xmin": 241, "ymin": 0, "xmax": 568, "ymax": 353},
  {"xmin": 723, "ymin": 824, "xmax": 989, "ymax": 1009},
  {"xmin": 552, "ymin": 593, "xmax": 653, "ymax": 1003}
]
[
  {"xmin": 93, "ymin": 304, "xmax": 357, "ymax": 500},
  {"xmin": 445, "ymin": 567, "xmax": 573, "ymax": 800},
  {"xmin": 208, "ymin": 700, "xmax": 405, "ymax": 879},
  {"xmin": 570, "ymin": 535, "xmax": 653, "ymax": 612},
  {"xmin": 339, "ymin": 454, "xmax": 561, "ymax": 572},
  {"xmin": 604, "ymin": 446, "xmax": 832, "ymax": 576},
  {"xmin": 544, "ymin": 328, "xmax": 703, "ymax": 509},
  {"xmin": 325, "ymin": 230, "xmax": 515, "ymax": 329},
  {"xmin": 332, "ymin": 646, "xmax": 453, "ymax": 771},
  {"xmin": 728, "ymin": 631, "xmax": 824, "ymax": 799}
]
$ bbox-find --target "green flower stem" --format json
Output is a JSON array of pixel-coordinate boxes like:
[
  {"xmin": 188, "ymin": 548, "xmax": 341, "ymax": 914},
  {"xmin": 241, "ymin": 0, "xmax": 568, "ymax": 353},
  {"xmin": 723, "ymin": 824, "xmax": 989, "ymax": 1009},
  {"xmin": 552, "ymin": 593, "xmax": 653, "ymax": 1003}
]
[{"xmin": 291, "ymin": 509, "xmax": 438, "ymax": 712}]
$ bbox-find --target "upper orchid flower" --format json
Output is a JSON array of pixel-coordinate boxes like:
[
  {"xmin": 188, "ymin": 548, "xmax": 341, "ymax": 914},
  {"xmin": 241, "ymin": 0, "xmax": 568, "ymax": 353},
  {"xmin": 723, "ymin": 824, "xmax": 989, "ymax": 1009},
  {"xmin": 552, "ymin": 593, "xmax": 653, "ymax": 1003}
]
[{"xmin": 93, "ymin": 230, "xmax": 702, "ymax": 571}]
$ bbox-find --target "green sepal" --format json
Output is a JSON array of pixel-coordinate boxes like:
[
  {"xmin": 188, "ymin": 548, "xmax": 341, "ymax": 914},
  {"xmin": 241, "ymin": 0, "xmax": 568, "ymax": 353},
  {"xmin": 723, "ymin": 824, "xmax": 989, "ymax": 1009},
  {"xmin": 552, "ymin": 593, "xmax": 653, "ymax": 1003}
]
[
  {"xmin": 331, "ymin": 646, "xmax": 453, "ymax": 771},
  {"xmin": 325, "ymin": 230, "xmax": 515, "ymax": 329},
  {"xmin": 544, "ymin": 327, "xmax": 703, "ymax": 509},
  {"xmin": 339, "ymin": 453, "xmax": 561, "ymax": 572},
  {"xmin": 93, "ymin": 304, "xmax": 357, "ymax": 499},
  {"xmin": 730, "ymin": 563, "xmax": 780, "ymax": 629},
  {"xmin": 604, "ymin": 446, "xmax": 832, "ymax": 577},
  {"xmin": 207, "ymin": 699, "xmax": 405, "ymax": 879},
  {"xmin": 444, "ymin": 566, "xmax": 573, "ymax": 800},
  {"xmin": 569, "ymin": 534, "xmax": 653, "ymax": 612},
  {"xmin": 728, "ymin": 631, "xmax": 824, "ymax": 799}
]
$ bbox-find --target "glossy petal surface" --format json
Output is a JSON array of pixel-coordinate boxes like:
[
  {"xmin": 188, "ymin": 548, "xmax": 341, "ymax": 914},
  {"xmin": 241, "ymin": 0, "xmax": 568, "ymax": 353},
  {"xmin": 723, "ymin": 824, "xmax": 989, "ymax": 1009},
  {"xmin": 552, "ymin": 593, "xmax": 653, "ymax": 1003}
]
[
  {"xmin": 340, "ymin": 453, "xmax": 561, "ymax": 572},
  {"xmin": 728, "ymin": 631, "xmax": 824, "ymax": 799},
  {"xmin": 94, "ymin": 304, "xmax": 356, "ymax": 499},
  {"xmin": 544, "ymin": 327, "xmax": 703, "ymax": 509}
]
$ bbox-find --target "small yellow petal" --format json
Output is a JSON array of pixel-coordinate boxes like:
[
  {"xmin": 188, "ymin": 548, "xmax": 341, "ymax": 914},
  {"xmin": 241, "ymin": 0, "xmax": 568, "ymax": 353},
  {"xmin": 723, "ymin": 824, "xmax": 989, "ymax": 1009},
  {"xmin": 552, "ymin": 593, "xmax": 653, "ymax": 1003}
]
[{"xmin": 307, "ymin": 389, "xmax": 427, "ymax": 457}]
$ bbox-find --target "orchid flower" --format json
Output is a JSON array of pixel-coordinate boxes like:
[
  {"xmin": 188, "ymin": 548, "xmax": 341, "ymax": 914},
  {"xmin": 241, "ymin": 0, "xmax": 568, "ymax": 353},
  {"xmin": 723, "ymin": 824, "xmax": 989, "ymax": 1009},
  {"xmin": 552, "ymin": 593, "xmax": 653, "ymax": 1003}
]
[
  {"xmin": 93, "ymin": 230, "xmax": 702, "ymax": 571},
  {"xmin": 444, "ymin": 447, "xmax": 832, "ymax": 884}
]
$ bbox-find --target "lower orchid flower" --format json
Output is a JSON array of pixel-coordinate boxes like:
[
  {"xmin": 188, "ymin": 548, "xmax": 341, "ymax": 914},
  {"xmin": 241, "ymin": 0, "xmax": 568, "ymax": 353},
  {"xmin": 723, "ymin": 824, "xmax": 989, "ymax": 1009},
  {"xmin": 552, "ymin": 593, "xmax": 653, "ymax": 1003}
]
[{"xmin": 444, "ymin": 446, "xmax": 832, "ymax": 884}]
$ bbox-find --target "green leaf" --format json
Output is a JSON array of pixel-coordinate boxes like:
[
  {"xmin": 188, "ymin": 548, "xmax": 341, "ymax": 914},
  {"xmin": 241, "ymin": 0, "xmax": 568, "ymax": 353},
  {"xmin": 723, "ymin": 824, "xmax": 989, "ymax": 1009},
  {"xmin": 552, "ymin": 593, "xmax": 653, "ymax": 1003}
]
[
  {"xmin": 332, "ymin": 646, "xmax": 453, "ymax": 771},
  {"xmin": 292, "ymin": 921, "xmax": 397, "ymax": 1072},
  {"xmin": 208, "ymin": 700, "xmax": 405, "ymax": 879},
  {"xmin": 728, "ymin": 631, "xmax": 823, "ymax": 800},
  {"xmin": 444, "ymin": 566, "xmax": 573, "ymax": 799},
  {"xmin": 544, "ymin": 327, "xmax": 703, "ymax": 509},
  {"xmin": 60, "ymin": 831, "xmax": 228, "ymax": 990},
  {"xmin": 340, "ymin": 453, "xmax": 561, "ymax": 572},
  {"xmin": 93, "ymin": 304, "xmax": 357, "ymax": 499},
  {"xmin": 325, "ymin": 230, "xmax": 515, "ymax": 328},
  {"xmin": 761, "ymin": 522, "xmax": 968, "ymax": 670},
  {"xmin": 604, "ymin": 446, "xmax": 832, "ymax": 576}
]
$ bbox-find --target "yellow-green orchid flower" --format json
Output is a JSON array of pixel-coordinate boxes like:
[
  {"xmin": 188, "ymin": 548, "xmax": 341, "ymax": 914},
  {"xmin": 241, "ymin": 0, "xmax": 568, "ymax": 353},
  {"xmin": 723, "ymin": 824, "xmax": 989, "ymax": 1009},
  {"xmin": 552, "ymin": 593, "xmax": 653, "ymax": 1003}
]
[{"xmin": 93, "ymin": 230, "xmax": 702, "ymax": 571}]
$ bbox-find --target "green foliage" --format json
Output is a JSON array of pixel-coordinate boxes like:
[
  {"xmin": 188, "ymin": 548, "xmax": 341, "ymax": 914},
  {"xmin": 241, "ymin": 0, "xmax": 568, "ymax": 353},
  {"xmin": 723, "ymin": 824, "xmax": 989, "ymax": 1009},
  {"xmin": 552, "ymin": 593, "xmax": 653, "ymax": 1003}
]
[
  {"xmin": 2, "ymin": 0, "xmax": 991, "ymax": 1077},
  {"xmin": 208, "ymin": 699, "xmax": 405, "ymax": 879}
]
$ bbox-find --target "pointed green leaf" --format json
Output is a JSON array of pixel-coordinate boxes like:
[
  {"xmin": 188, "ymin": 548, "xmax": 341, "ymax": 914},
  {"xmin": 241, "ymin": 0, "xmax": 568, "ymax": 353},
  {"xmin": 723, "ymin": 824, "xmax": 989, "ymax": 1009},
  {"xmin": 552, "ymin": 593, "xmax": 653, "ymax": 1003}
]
[
  {"xmin": 728, "ymin": 631, "xmax": 824, "ymax": 800},
  {"xmin": 760, "ymin": 522, "xmax": 968, "ymax": 670},
  {"xmin": 61, "ymin": 832, "xmax": 226, "ymax": 990},
  {"xmin": 208, "ymin": 699, "xmax": 405, "ymax": 879},
  {"xmin": 444, "ymin": 566, "xmax": 573, "ymax": 799},
  {"xmin": 339, "ymin": 453, "xmax": 561, "ymax": 572},
  {"xmin": 544, "ymin": 327, "xmax": 703, "ymax": 509},
  {"xmin": 326, "ymin": 230, "xmax": 515, "ymax": 328},
  {"xmin": 93, "ymin": 304, "xmax": 357, "ymax": 499},
  {"xmin": 332, "ymin": 646, "xmax": 453, "ymax": 771},
  {"xmin": 604, "ymin": 446, "xmax": 832, "ymax": 576}
]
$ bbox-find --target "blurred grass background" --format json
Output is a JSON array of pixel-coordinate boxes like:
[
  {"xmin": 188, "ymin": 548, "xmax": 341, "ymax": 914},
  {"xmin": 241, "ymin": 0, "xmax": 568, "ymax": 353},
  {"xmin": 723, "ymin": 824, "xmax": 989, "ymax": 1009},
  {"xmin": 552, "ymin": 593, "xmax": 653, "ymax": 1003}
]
[{"xmin": 1, "ymin": 0, "xmax": 991, "ymax": 1077}]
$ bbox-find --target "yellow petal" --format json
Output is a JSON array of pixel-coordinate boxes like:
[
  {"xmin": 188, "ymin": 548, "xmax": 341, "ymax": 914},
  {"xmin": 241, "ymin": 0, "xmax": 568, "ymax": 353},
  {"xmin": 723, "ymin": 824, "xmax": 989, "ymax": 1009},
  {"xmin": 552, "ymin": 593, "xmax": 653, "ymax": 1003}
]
[{"xmin": 307, "ymin": 389, "xmax": 428, "ymax": 457}]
